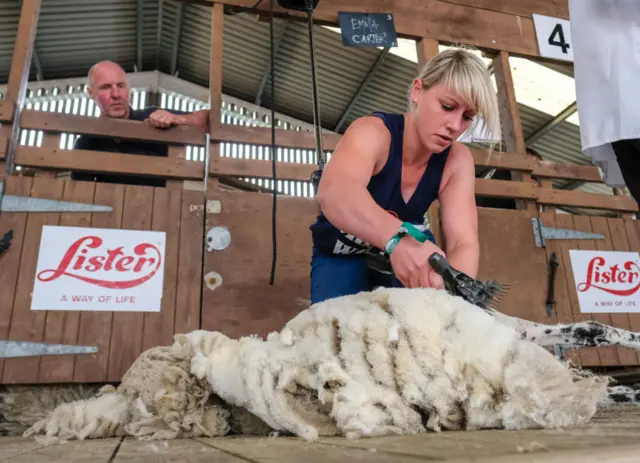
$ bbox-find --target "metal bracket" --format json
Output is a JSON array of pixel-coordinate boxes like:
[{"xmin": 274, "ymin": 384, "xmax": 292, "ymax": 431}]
[
  {"xmin": 0, "ymin": 340, "xmax": 97, "ymax": 358},
  {"xmin": 531, "ymin": 218, "xmax": 605, "ymax": 248},
  {"xmin": 0, "ymin": 182, "xmax": 113, "ymax": 212}
]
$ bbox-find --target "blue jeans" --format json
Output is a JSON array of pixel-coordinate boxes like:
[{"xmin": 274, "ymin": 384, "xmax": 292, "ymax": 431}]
[{"xmin": 310, "ymin": 247, "xmax": 404, "ymax": 304}]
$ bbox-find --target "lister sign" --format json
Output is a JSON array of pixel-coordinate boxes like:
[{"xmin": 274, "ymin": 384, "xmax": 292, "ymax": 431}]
[
  {"xmin": 570, "ymin": 250, "xmax": 640, "ymax": 313},
  {"xmin": 31, "ymin": 226, "xmax": 166, "ymax": 312}
]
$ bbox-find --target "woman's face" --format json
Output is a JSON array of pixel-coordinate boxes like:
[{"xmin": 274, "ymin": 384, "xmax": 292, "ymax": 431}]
[{"xmin": 410, "ymin": 79, "xmax": 477, "ymax": 153}]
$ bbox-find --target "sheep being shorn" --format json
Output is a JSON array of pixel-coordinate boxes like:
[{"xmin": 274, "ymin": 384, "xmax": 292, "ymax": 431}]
[{"xmin": 23, "ymin": 287, "xmax": 616, "ymax": 443}]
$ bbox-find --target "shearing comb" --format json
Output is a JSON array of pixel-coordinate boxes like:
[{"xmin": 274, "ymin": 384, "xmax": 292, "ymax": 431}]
[{"xmin": 428, "ymin": 253, "xmax": 513, "ymax": 311}]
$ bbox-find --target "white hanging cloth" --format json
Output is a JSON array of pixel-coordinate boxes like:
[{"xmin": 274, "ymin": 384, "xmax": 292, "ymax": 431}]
[{"xmin": 568, "ymin": 0, "xmax": 640, "ymax": 187}]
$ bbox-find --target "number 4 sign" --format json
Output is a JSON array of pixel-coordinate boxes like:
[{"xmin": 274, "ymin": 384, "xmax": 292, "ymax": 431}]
[{"xmin": 532, "ymin": 14, "xmax": 574, "ymax": 62}]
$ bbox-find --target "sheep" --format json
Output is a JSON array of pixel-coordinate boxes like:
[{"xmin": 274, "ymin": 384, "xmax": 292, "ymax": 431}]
[{"xmin": 19, "ymin": 286, "xmax": 625, "ymax": 444}]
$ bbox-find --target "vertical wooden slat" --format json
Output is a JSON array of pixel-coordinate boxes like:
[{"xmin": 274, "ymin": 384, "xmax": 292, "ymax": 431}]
[
  {"xmin": 175, "ymin": 189, "xmax": 204, "ymax": 334},
  {"xmin": 1, "ymin": 0, "xmax": 42, "ymax": 175},
  {"xmin": 491, "ymin": 51, "xmax": 538, "ymax": 214},
  {"xmin": 624, "ymin": 220, "xmax": 640, "ymax": 361},
  {"xmin": 590, "ymin": 217, "xmax": 633, "ymax": 365},
  {"xmin": 208, "ymin": 2, "xmax": 224, "ymax": 181},
  {"xmin": 38, "ymin": 180, "xmax": 96, "ymax": 383},
  {"xmin": 606, "ymin": 217, "xmax": 640, "ymax": 365},
  {"xmin": 572, "ymin": 215, "xmax": 618, "ymax": 366},
  {"xmin": 556, "ymin": 214, "xmax": 601, "ymax": 367},
  {"xmin": 142, "ymin": 187, "xmax": 182, "ymax": 351},
  {"xmin": 538, "ymin": 212, "xmax": 583, "ymax": 364},
  {"xmin": 0, "ymin": 177, "xmax": 33, "ymax": 377},
  {"xmin": 107, "ymin": 185, "xmax": 154, "ymax": 382},
  {"xmin": 73, "ymin": 183, "xmax": 126, "ymax": 383},
  {"xmin": 416, "ymin": 38, "xmax": 439, "ymax": 67},
  {"xmin": 2, "ymin": 177, "xmax": 65, "ymax": 384}
]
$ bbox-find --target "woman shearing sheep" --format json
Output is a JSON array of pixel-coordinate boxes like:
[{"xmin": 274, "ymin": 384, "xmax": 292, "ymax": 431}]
[{"xmin": 309, "ymin": 48, "xmax": 500, "ymax": 303}]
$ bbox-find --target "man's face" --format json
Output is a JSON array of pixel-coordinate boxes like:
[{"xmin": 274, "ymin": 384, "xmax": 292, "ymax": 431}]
[{"xmin": 88, "ymin": 63, "xmax": 130, "ymax": 118}]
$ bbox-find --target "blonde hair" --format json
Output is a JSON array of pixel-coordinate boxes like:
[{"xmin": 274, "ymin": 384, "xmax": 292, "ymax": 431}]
[{"xmin": 408, "ymin": 48, "xmax": 501, "ymax": 148}]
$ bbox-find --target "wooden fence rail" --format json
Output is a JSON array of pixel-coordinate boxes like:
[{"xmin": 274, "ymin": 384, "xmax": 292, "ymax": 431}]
[{"xmin": 5, "ymin": 110, "xmax": 639, "ymax": 213}]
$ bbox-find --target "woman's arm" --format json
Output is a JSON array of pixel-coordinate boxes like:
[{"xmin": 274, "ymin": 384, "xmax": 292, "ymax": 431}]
[
  {"xmin": 315, "ymin": 116, "xmax": 403, "ymax": 251},
  {"xmin": 438, "ymin": 142, "xmax": 480, "ymax": 278}
]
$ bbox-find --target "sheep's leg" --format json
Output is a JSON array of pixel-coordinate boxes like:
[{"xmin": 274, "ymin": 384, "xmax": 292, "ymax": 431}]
[
  {"xmin": 518, "ymin": 320, "xmax": 640, "ymax": 351},
  {"xmin": 603, "ymin": 384, "xmax": 640, "ymax": 406},
  {"xmin": 487, "ymin": 309, "xmax": 640, "ymax": 351}
]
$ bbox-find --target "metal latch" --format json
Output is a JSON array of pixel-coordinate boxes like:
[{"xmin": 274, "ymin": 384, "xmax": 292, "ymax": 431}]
[
  {"xmin": 0, "ymin": 182, "xmax": 113, "ymax": 212},
  {"xmin": 531, "ymin": 217, "xmax": 604, "ymax": 248},
  {"xmin": 0, "ymin": 340, "xmax": 97, "ymax": 358}
]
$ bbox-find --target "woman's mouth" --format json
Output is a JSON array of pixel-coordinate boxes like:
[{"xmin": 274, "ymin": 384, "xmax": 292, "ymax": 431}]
[{"xmin": 435, "ymin": 134, "xmax": 452, "ymax": 144}]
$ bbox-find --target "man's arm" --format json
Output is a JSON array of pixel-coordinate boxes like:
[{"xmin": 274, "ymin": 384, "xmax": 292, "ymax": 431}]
[
  {"xmin": 145, "ymin": 107, "xmax": 210, "ymax": 132},
  {"xmin": 437, "ymin": 142, "xmax": 480, "ymax": 278}
]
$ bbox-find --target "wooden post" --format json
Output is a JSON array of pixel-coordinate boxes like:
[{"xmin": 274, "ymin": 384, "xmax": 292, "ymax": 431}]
[
  {"xmin": 207, "ymin": 3, "xmax": 224, "ymax": 189},
  {"xmin": 0, "ymin": 0, "xmax": 42, "ymax": 177},
  {"xmin": 416, "ymin": 38, "xmax": 439, "ymax": 68},
  {"xmin": 492, "ymin": 50, "xmax": 538, "ymax": 215},
  {"xmin": 614, "ymin": 187, "xmax": 636, "ymax": 219}
]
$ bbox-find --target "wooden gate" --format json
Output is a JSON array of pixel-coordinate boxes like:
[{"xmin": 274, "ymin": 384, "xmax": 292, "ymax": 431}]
[
  {"xmin": 429, "ymin": 202, "xmax": 640, "ymax": 368},
  {"xmin": 201, "ymin": 187, "xmax": 317, "ymax": 339},
  {"xmin": 0, "ymin": 176, "xmax": 204, "ymax": 384}
]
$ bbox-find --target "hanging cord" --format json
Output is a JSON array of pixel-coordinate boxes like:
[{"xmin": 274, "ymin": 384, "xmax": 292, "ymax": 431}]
[
  {"xmin": 306, "ymin": 0, "xmax": 324, "ymax": 194},
  {"xmin": 268, "ymin": 0, "xmax": 278, "ymax": 285},
  {"xmin": 306, "ymin": 0, "xmax": 324, "ymax": 173}
]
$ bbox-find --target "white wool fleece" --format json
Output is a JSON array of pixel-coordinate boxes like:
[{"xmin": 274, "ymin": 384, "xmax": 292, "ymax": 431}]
[{"xmin": 187, "ymin": 287, "xmax": 609, "ymax": 441}]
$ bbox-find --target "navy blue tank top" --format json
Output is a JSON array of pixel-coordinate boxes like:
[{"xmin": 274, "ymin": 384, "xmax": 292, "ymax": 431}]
[{"xmin": 310, "ymin": 112, "xmax": 450, "ymax": 255}]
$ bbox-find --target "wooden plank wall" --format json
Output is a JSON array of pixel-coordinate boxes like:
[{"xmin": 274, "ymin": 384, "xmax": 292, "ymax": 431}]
[
  {"xmin": 0, "ymin": 176, "xmax": 203, "ymax": 383},
  {"xmin": 538, "ymin": 211, "xmax": 640, "ymax": 368}
]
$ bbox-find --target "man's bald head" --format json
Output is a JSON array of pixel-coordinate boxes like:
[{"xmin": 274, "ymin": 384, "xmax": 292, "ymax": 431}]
[{"xmin": 87, "ymin": 61, "xmax": 130, "ymax": 119}]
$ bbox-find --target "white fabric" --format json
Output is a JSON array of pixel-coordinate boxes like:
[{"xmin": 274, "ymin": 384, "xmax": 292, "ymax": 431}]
[{"xmin": 568, "ymin": 0, "xmax": 640, "ymax": 187}]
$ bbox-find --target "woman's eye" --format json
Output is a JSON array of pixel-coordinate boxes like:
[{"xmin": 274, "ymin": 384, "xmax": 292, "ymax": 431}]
[{"xmin": 442, "ymin": 104, "xmax": 453, "ymax": 111}]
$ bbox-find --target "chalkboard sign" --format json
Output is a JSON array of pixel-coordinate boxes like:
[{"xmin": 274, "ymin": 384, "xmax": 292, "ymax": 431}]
[{"xmin": 338, "ymin": 12, "xmax": 398, "ymax": 48}]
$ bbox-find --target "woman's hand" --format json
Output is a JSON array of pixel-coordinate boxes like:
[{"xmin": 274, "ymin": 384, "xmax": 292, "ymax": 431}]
[{"xmin": 389, "ymin": 238, "xmax": 446, "ymax": 289}]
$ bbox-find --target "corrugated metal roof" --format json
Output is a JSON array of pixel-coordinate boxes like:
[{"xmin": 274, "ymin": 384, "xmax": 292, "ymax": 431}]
[{"xmin": 0, "ymin": 1, "xmax": 626, "ymax": 206}]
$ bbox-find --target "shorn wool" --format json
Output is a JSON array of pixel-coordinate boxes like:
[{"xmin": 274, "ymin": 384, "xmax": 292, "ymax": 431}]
[{"xmin": 20, "ymin": 287, "xmax": 620, "ymax": 444}]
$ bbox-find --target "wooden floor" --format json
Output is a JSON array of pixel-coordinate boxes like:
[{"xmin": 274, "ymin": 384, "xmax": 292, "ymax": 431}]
[{"xmin": 1, "ymin": 406, "xmax": 639, "ymax": 462}]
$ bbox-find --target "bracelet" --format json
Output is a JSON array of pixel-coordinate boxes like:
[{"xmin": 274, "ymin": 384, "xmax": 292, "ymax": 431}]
[{"xmin": 384, "ymin": 222, "xmax": 432, "ymax": 256}]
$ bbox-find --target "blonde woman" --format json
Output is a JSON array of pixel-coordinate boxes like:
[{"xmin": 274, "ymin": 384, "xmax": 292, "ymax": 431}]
[{"xmin": 309, "ymin": 48, "xmax": 500, "ymax": 304}]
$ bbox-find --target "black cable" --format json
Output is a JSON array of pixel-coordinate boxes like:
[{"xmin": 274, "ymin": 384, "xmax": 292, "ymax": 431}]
[
  {"xmin": 305, "ymin": 0, "xmax": 324, "ymax": 172},
  {"xmin": 268, "ymin": 0, "xmax": 277, "ymax": 285}
]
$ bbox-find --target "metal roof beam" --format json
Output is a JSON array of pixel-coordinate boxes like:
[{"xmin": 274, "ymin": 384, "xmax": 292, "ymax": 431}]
[
  {"xmin": 255, "ymin": 20, "xmax": 289, "ymax": 106},
  {"xmin": 334, "ymin": 47, "xmax": 390, "ymax": 133},
  {"xmin": 136, "ymin": 0, "xmax": 144, "ymax": 71},
  {"xmin": 170, "ymin": 2, "xmax": 185, "ymax": 76},
  {"xmin": 525, "ymin": 101, "xmax": 577, "ymax": 145}
]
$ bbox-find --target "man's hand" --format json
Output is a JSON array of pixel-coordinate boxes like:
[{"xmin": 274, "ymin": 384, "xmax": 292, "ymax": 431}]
[
  {"xmin": 389, "ymin": 238, "xmax": 446, "ymax": 289},
  {"xmin": 146, "ymin": 110, "xmax": 186, "ymax": 129}
]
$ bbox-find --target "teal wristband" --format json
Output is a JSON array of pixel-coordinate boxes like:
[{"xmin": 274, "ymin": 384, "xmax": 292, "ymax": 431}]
[
  {"xmin": 384, "ymin": 233, "xmax": 405, "ymax": 255},
  {"xmin": 400, "ymin": 222, "xmax": 430, "ymax": 243},
  {"xmin": 384, "ymin": 222, "xmax": 430, "ymax": 256}
]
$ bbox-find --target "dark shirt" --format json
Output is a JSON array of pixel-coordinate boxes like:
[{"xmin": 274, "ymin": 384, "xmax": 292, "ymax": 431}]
[
  {"xmin": 310, "ymin": 111, "xmax": 449, "ymax": 256},
  {"xmin": 72, "ymin": 106, "xmax": 189, "ymax": 187}
]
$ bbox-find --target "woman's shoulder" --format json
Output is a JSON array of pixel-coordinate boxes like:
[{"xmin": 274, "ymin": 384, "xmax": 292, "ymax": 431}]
[
  {"xmin": 341, "ymin": 115, "xmax": 392, "ymax": 147},
  {"xmin": 446, "ymin": 141, "xmax": 474, "ymax": 165}
]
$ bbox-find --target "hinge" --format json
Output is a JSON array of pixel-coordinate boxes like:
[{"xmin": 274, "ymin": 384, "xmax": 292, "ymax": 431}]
[
  {"xmin": 531, "ymin": 217, "xmax": 605, "ymax": 248},
  {"xmin": 0, "ymin": 182, "xmax": 113, "ymax": 212},
  {"xmin": 0, "ymin": 340, "xmax": 97, "ymax": 358}
]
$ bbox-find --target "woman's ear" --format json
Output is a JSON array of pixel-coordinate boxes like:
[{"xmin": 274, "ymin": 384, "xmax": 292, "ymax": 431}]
[{"xmin": 410, "ymin": 78, "xmax": 423, "ymax": 105}]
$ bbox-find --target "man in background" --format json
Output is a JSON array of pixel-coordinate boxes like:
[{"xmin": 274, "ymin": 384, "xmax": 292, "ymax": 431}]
[
  {"xmin": 72, "ymin": 60, "xmax": 210, "ymax": 187},
  {"xmin": 569, "ymin": 1, "xmax": 640, "ymax": 206}
]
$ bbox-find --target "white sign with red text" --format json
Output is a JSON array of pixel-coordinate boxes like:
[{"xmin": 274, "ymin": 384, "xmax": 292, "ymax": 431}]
[
  {"xmin": 31, "ymin": 226, "xmax": 166, "ymax": 312},
  {"xmin": 569, "ymin": 250, "xmax": 640, "ymax": 313}
]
